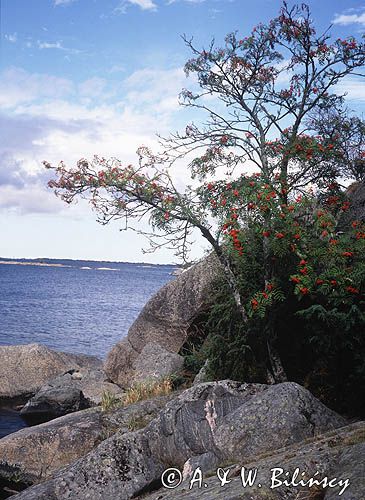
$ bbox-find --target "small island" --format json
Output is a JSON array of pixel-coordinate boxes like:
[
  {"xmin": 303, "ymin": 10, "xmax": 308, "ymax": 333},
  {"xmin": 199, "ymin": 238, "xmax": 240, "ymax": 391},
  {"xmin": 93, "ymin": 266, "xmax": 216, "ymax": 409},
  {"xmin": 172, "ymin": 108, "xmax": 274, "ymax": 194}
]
[{"xmin": 0, "ymin": 260, "xmax": 71, "ymax": 268}]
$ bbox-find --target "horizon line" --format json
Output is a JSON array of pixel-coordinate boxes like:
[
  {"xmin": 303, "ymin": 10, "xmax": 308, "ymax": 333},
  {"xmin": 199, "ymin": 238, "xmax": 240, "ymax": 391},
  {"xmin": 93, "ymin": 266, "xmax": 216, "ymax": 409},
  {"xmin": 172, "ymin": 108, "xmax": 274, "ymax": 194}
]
[{"xmin": 0, "ymin": 256, "xmax": 178, "ymax": 266}]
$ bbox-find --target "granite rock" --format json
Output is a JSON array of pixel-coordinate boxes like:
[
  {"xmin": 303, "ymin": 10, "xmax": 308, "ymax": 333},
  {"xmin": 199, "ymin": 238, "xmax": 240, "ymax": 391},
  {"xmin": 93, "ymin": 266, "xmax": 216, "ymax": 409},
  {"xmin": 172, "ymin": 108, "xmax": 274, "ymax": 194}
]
[
  {"xmin": 0, "ymin": 344, "xmax": 102, "ymax": 405},
  {"xmin": 104, "ymin": 254, "xmax": 222, "ymax": 387},
  {"xmin": 11, "ymin": 381, "xmax": 346, "ymax": 500}
]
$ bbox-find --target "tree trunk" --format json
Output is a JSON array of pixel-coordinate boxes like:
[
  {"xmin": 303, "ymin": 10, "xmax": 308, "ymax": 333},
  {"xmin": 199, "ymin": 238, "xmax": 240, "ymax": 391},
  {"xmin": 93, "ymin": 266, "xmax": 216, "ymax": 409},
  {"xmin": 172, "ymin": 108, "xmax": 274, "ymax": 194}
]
[
  {"xmin": 197, "ymin": 225, "xmax": 250, "ymax": 323},
  {"xmin": 217, "ymin": 249, "xmax": 289, "ymax": 383},
  {"xmin": 267, "ymin": 339, "xmax": 287, "ymax": 383},
  {"xmin": 217, "ymin": 252, "xmax": 249, "ymax": 323},
  {"xmin": 212, "ymin": 240, "xmax": 288, "ymax": 385},
  {"xmin": 262, "ymin": 219, "xmax": 288, "ymax": 384}
]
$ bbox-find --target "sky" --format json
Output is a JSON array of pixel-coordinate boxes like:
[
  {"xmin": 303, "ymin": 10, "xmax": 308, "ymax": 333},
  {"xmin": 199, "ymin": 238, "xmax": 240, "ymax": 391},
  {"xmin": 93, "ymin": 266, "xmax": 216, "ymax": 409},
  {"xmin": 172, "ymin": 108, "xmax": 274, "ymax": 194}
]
[{"xmin": 0, "ymin": 0, "xmax": 364, "ymax": 264}]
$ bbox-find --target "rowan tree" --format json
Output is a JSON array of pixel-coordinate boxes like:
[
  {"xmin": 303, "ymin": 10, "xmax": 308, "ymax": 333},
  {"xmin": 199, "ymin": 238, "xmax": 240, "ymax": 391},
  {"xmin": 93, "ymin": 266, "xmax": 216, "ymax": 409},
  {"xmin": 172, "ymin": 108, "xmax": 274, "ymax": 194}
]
[{"xmin": 45, "ymin": 2, "xmax": 365, "ymax": 383}]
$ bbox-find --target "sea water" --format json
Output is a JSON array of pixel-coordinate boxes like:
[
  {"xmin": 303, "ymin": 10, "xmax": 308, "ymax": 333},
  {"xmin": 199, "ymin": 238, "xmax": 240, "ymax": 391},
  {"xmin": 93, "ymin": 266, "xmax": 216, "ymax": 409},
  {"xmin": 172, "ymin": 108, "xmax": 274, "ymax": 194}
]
[
  {"xmin": 0, "ymin": 260, "xmax": 174, "ymax": 357},
  {"xmin": 0, "ymin": 259, "xmax": 175, "ymax": 437}
]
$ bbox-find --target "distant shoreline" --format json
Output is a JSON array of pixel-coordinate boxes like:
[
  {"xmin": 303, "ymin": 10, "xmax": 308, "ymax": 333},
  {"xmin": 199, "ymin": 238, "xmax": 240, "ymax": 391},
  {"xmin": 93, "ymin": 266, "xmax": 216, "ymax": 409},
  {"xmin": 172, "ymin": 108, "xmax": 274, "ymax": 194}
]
[
  {"xmin": 0, "ymin": 261, "xmax": 70, "ymax": 268},
  {"xmin": 0, "ymin": 257, "xmax": 176, "ymax": 268},
  {"xmin": 0, "ymin": 259, "xmax": 177, "ymax": 269}
]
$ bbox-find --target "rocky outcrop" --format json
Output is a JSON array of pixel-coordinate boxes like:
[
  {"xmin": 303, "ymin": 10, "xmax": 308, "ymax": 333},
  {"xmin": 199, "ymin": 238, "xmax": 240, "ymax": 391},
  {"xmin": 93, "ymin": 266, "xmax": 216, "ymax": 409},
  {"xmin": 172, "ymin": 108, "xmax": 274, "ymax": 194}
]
[
  {"xmin": 0, "ymin": 408, "xmax": 104, "ymax": 486},
  {"xmin": 132, "ymin": 343, "xmax": 184, "ymax": 385},
  {"xmin": 142, "ymin": 421, "xmax": 365, "ymax": 500},
  {"xmin": 11, "ymin": 431, "xmax": 165, "ymax": 500},
  {"xmin": 0, "ymin": 393, "xmax": 175, "ymax": 487},
  {"xmin": 20, "ymin": 369, "xmax": 124, "ymax": 424},
  {"xmin": 145, "ymin": 380, "xmax": 346, "ymax": 468},
  {"xmin": 20, "ymin": 386, "xmax": 88, "ymax": 424},
  {"xmin": 105, "ymin": 253, "xmax": 222, "ymax": 387},
  {"xmin": 338, "ymin": 181, "xmax": 365, "ymax": 230},
  {"xmin": 0, "ymin": 344, "xmax": 102, "ymax": 405},
  {"xmin": 11, "ymin": 381, "xmax": 346, "ymax": 499},
  {"xmin": 64, "ymin": 368, "xmax": 123, "ymax": 406}
]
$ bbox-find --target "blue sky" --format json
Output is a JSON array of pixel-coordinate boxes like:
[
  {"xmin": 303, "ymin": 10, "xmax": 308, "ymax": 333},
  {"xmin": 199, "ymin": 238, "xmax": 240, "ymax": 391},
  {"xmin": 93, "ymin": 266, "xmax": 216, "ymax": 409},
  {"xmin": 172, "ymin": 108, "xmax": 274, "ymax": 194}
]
[{"xmin": 1, "ymin": 0, "xmax": 365, "ymax": 263}]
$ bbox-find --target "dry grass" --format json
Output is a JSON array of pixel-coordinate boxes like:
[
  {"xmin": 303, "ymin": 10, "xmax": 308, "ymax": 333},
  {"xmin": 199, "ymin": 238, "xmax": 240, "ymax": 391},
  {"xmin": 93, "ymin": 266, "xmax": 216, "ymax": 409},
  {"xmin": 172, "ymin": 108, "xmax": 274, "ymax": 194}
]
[
  {"xmin": 123, "ymin": 378, "xmax": 173, "ymax": 406},
  {"xmin": 100, "ymin": 390, "xmax": 123, "ymax": 411},
  {"xmin": 126, "ymin": 415, "xmax": 151, "ymax": 432}
]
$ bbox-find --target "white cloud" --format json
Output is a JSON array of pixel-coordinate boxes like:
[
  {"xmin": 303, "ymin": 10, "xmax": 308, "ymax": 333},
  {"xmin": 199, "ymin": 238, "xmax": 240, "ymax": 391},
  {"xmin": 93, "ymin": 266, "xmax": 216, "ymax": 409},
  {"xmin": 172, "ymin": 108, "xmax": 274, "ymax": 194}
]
[
  {"xmin": 124, "ymin": 67, "xmax": 185, "ymax": 113},
  {"xmin": 54, "ymin": 0, "xmax": 77, "ymax": 5},
  {"xmin": 167, "ymin": 0, "xmax": 207, "ymax": 4},
  {"xmin": 5, "ymin": 33, "xmax": 17, "ymax": 43},
  {"xmin": 37, "ymin": 41, "xmax": 64, "ymax": 50},
  {"xmin": 0, "ymin": 184, "xmax": 63, "ymax": 214},
  {"xmin": 109, "ymin": 65, "xmax": 126, "ymax": 74},
  {"xmin": 115, "ymin": 0, "xmax": 157, "ymax": 13},
  {"xmin": 0, "ymin": 67, "xmax": 74, "ymax": 109},
  {"xmin": 36, "ymin": 40, "xmax": 82, "ymax": 54},
  {"xmin": 129, "ymin": 0, "xmax": 157, "ymax": 9},
  {"xmin": 332, "ymin": 10, "xmax": 365, "ymax": 26},
  {"xmin": 78, "ymin": 77, "xmax": 107, "ymax": 98},
  {"xmin": 209, "ymin": 8, "xmax": 222, "ymax": 19},
  {"xmin": 335, "ymin": 76, "xmax": 365, "ymax": 101},
  {"xmin": 0, "ymin": 65, "xmax": 186, "ymax": 216},
  {"xmin": 0, "ymin": 186, "xmax": 58, "ymax": 214}
]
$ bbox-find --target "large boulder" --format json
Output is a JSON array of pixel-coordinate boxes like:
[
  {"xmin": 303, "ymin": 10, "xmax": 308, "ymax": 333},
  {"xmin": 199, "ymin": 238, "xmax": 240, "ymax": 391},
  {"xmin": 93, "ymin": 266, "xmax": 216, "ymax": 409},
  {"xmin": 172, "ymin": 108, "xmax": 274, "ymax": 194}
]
[
  {"xmin": 20, "ymin": 369, "xmax": 124, "ymax": 424},
  {"xmin": 64, "ymin": 368, "xmax": 123, "ymax": 406},
  {"xmin": 0, "ymin": 393, "xmax": 175, "ymax": 489},
  {"xmin": 105, "ymin": 253, "xmax": 222, "ymax": 387},
  {"xmin": 130, "ymin": 343, "xmax": 184, "ymax": 385},
  {"xmin": 0, "ymin": 344, "xmax": 102, "ymax": 405},
  {"xmin": 20, "ymin": 386, "xmax": 88, "ymax": 424},
  {"xmin": 11, "ymin": 381, "xmax": 346, "ymax": 499}
]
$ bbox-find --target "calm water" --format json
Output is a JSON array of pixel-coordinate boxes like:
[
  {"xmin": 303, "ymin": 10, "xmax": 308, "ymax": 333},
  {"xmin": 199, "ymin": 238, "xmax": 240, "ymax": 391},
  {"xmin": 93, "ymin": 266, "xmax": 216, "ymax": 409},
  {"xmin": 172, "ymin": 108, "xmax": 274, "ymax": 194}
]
[
  {"xmin": 0, "ymin": 409, "xmax": 28, "ymax": 439},
  {"xmin": 0, "ymin": 260, "xmax": 174, "ymax": 438},
  {"xmin": 0, "ymin": 261, "xmax": 174, "ymax": 358}
]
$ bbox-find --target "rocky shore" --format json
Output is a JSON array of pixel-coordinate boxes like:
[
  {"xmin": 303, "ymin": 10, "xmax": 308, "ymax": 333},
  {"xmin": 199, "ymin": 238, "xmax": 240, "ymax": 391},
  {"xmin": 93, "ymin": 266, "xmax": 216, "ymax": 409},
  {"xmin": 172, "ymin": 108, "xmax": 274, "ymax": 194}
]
[{"xmin": 0, "ymin": 254, "xmax": 364, "ymax": 499}]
